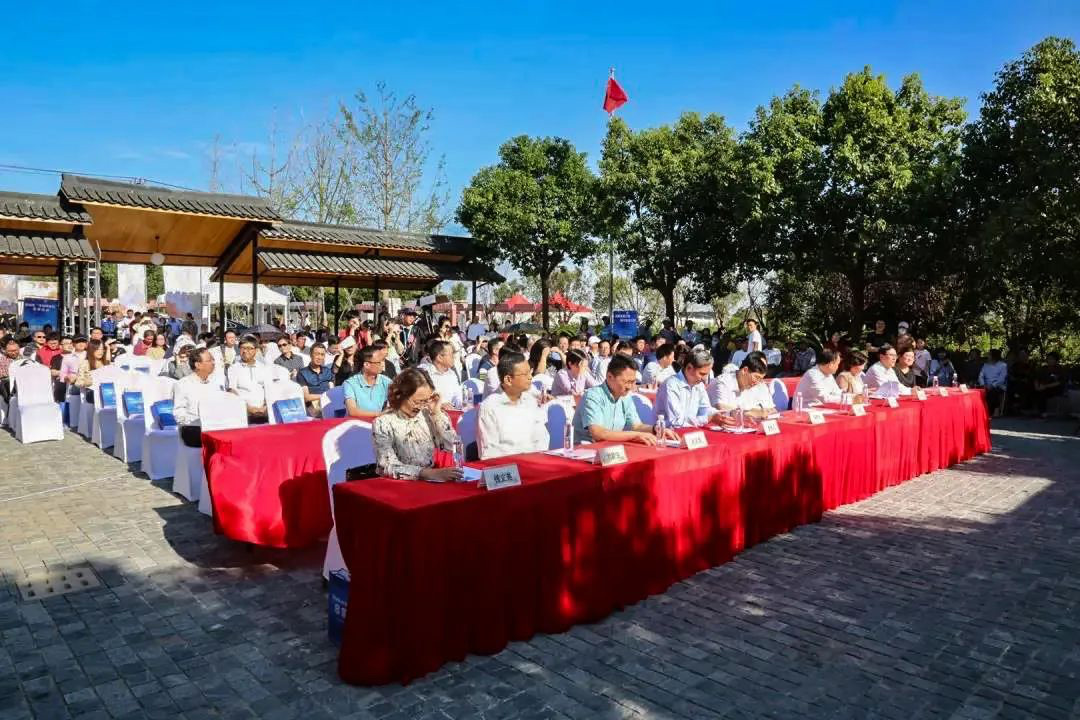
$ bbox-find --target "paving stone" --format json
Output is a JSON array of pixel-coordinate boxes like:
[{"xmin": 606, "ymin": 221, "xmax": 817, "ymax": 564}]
[{"xmin": 2, "ymin": 420, "xmax": 1080, "ymax": 718}]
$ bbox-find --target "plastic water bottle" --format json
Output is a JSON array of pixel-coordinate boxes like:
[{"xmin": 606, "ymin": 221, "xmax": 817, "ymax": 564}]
[
  {"xmin": 792, "ymin": 392, "xmax": 804, "ymax": 415},
  {"xmin": 563, "ymin": 420, "xmax": 574, "ymax": 454},
  {"xmin": 734, "ymin": 407, "xmax": 745, "ymax": 430},
  {"xmin": 932, "ymin": 375, "xmax": 939, "ymax": 391},
  {"xmin": 452, "ymin": 439, "xmax": 464, "ymax": 470},
  {"xmin": 654, "ymin": 414, "xmax": 666, "ymax": 443},
  {"xmin": 460, "ymin": 384, "xmax": 472, "ymax": 410}
]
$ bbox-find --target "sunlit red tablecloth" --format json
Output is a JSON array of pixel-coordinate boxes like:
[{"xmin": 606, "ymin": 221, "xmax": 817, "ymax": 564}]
[{"xmin": 334, "ymin": 390, "xmax": 991, "ymax": 685}]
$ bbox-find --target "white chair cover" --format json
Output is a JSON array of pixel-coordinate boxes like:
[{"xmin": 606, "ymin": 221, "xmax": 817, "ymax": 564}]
[
  {"xmin": 114, "ymin": 375, "xmax": 149, "ymax": 463},
  {"xmin": 320, "ymin": 386, "xmax": 346, "ymax": 419},
  {"xmin": 268, "ymin": 364, "xmax": 291, "ymax": 383},
  {"xmin": 321, "ymin": 420, "xmax": 375, "ymax": 579},
  {"xmin": 12, "ymin": 364, "xmax": 63, "ymax": 444},
  {"xmin": 544, "ymin": 401, "xmax": 570, "ymax": 450},
  {"xmin": 770, "ymin": 378, "xmax": 790, "ymax": 411},
  {"xmin": 141, "ymin": 376, "xmax": 179, "ymax": 480},
  {"xmin": 90, "ymin": 367, "xmax": 121, "ymax": 449},
  {"xmin": 195, "ymin": 392, "xmax": 249, "ymax": 515},
  {"xmin": 466, "ymin": 353, "xmax": 482, "ymax": 379},
  {"xmin": 66, "ymin": 384, "xmax": 82, "ymax": 430},
  {"xmin": 457, "ymin": 407, "xmax": 478, "ymax": 458},
  {"xmin": 265, "ymin": 380, "xmax": 308, "ymax": 425},
  {"xmin": 532, "ymin": 374, "xmax": 554, "ymax": 393},
  {"xmin": 632, "ymin": 392, "xmax": 656, "ymax": 426}
]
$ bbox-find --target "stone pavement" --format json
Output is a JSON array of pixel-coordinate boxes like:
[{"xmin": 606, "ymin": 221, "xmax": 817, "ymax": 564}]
[{"xmin": 1, "ymin": 419, "xmax": 1079, "ymax": 720}]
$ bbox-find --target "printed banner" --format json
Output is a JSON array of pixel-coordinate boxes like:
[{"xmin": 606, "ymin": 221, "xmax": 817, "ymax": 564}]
[
  {"xmin": 611, "ymin": 309, "xmax": 639, "ymax": 339},
  {"xmin": 22, "ymin": 297, "xmax": 59, "ymax": 330},
  {"xmin": 117, "ymin": 264, "xmax": 147, "ymax": 309}
]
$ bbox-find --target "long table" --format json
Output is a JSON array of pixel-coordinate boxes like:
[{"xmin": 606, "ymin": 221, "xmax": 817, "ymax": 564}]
[{"xmin": 333, "ymin": 390, "xmax": 990, "ymax": 685}]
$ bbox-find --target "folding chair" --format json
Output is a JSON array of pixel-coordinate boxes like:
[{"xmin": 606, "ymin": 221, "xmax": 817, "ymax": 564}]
[
  {"xmin": 11, "ymin": 364, "xmax": 64, "ymax": 444},
  {"xmin": 321, "ymin": 420, "xmax": 375, "ymax": 580},
  {"xmin": 320, "ymin": 386, "xmax": 346, "ymax": 419},
  {"xmin": 114, "ymin": 375, "xmax": 149, "ymax": 463},
  {"xmin": 141, "ymin": 376, "xmax": 179, "ymax": 480},
  {"xmin": 265, "ymin": 380, "xmax": 310, "ymax": 424},
  {"xmin": 91, "ymin": 367, "xmax": 121, "ymax": 449},
  {"xmin": 632, "ymin": 392, "xmax": 657, "ymax": 426},
  {"xmin": 195, "ymin": 392, "xmax": 248, "ymax": 516}
]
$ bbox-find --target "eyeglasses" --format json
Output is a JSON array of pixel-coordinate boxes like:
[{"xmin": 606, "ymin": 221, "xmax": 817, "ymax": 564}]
[{"xmin": 277, "ymin": 342, "xmax": 290, "ymax": 348}]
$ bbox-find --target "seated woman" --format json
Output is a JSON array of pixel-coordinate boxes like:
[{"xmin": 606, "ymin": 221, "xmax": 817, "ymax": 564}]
[
  {"xmin": 835, "ymin": 350, "xmax": 868, "ymax": 397},
  {"xmin": 75, "ymin": 339, "xmax": 110, "ymax": 402},
  {"xmin": 895, "ymin": 348, "xmax": 925, "ymax": 390},
  {"xmin": 372, "ymin": 368, "xmax": 462, "ymax": 482},
  {"xmin": 550, "ymin": 349, "xmax": 601, "ymax": 396}
]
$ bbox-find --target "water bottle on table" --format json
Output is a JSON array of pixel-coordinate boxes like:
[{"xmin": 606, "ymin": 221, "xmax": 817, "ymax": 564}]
[
  {"xmin": 654, "ymin": 414, "xmax": 666, "ymax": 444},
  {"xmin": 460, "ymin": 383, "xmax": 472, "ymax": 410},
  {"xmin": 452, "ymin": 439, "xmax": 464, "ymax": 470},
  {"xmin": 792, "ymin": 391, "xmax": 803, "ymax": 416},
  {"xmin": 563, "ymin": 419, "xmax": 574, "ymax": 455}
]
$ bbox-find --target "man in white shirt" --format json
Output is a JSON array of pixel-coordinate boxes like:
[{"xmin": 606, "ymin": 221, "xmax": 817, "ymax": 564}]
[
  {"xmin": 173, "ymin": 348, "xmax": 226, "ymax": 447},
  {"xmin": 423, "ymin": 340, "xmax": 463, "ymax": 409},
  {"xmin": 641, "ymin": 344, "xmax": 676, "ymax": 386},
  {"xmin": 745, "ymin": 318, "xmax": 764, "ymax": 353},
  {"xmin": 590, "ymin": 339, "xmax": 612, "ymax": 383},
  {"xmin": 708, "ymin": 352, "xmax": 775, "ymax": 412},
  {"xmin": 477, "ymin": 351, "xmax": 550, "ymax": 459},
  {"xmin": 466, "ymin": 316, "xmax": 487, "ymax": 343},
  {"xmin": 794, "ymin": 348, "xmax": 843, "ymax": 405},
  {"xmin": 978, "ymin": 348, "xmax": 1008, "ymax": 416},
  {"xmin": 212, "ymin": 330, "xmax": 238, "ymax": 369},
  {"xmin": 228, "ymin": 335, "xmax": 271, "ymax": 419},
  {"xmin": 655, "ymin": 348, "xmax": 724, "ymax": 428},
  {"xmin": 864, "ymin": 344, "xmax": 909, "ymax": 396}
]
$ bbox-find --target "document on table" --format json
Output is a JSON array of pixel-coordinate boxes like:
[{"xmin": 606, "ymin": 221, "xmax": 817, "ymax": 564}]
[
  {"xmin": 461, "ymin": 465, "xmax": 484, "ymax": 483},
  {"xmin": 543, "ymin": 448, "xmax": 598, "ymax": 462},
  {"xmin": 709, "ymin": 426, "xmax": 757, "ymax": 434}
]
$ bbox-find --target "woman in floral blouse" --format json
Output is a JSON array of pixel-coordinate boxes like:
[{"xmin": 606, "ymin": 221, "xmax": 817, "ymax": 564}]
[{"xmin": 373, "ymin": 368, "xmax": 462, "ymax": 482}]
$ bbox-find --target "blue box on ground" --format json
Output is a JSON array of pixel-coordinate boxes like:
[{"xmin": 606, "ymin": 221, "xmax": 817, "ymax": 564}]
[{"xmin": 328, "ymin": 569, "xmax": 349, "ymax": 646}]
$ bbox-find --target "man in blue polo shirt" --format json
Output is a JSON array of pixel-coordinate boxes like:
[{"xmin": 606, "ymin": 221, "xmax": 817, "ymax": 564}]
[
  {"xmin": 343, "ymin": 345, "xmax": 391, "ymax": 420},
  {"xmin": 572, "ymin": 354, "xmax": 676, "ymax": 445},
  {"xmin": 296, "ymin": 344, "xmax": 333, "ymax": 416}
]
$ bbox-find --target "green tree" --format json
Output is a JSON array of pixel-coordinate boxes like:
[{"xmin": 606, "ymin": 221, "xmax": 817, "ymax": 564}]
[
  {"xmin": 457, "ymin": 136, "xmax": 597, "ymax": 330},
  {"xmin": 962, "ymin": 37, "xmax": 1080, "ymax": 351},
  {"xmin": 449, "ymin": 282, "xmax": 467, "ymax": 302},
  {"xmin": 146, "ymin": 265, "xmax": 164, "ymax": 300},
  {"xmin": 743, "ymin": 70, "xmax": 966, "ymax": 336},
  {"xmin": 522, "ymin": 267, "xmax": 592, "ymax": 325},
  {"xmin": 492, "ymin": 280, "xmax": 525, "ymax": 304},
  {"xmin": 597, "ymin": 113, "xmax": 741, "ymax": 321}
]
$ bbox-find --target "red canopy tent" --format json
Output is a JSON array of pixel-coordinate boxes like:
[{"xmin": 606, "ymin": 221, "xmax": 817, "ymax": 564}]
[
  {"xmin": 493, "ymin": 292, "xmax": 539, "ymax": 314},
  {"xmin": 549, "ymin": 292, "xmax": 592, "ymax": 313}
]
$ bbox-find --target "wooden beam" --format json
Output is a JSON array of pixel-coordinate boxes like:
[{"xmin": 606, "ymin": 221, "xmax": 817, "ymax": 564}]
[{"xmin": 209, "ymin": 221, "xmax": 262, "ymax": 283}]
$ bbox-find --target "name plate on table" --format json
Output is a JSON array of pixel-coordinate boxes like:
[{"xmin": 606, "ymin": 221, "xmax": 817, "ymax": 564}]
[
  {"xmin": 681, "ymin": 431, "xmax": 708, "ymax": 449},
  {"xmin": 597, "ymin": 445, "xmax": 629, "ymax": 466},
  {"xmin": 481, "ymin": 464, "xmax": 522, "ymax": 491},
  {"xmin": 761, "ymin": 419, "xmax": 781, "ymax": 436},
  {"xmin": 807, "ymin": 410, "xmax": 825, "ymax": 425},
  {"xmin": 852, "ymin": 404, "xmax": 867, "ymax": 417},
  {"xmin": 886, "ymin": 397, "xmax": 899, "ymax": 408},
  {"xmin": 939, "ymin": 388, "xmax": 949, "ymax": 397},
  {"xmin": 915, "ymin": 389, "xmax": 927, "ymax": 401},
  {"xmin": 959, "ymin": 384, "xmax": 969, "ymax": 393}
]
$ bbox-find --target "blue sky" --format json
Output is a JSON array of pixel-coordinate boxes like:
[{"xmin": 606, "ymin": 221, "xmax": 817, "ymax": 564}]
[{"xmin": 4, "ymin": 1, "xmax": 1079, "ymax": 224}]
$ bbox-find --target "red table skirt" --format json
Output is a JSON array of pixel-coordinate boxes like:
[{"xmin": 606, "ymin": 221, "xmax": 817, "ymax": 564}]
[{"xmin": 335, "ymin": 390, "xmax": 991, "ymax": 685}]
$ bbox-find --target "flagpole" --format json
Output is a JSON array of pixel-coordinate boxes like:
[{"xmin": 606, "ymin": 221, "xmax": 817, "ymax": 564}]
[{"xmin": 607, "ymin": 67, "xmax": 616, "ymax": 329}]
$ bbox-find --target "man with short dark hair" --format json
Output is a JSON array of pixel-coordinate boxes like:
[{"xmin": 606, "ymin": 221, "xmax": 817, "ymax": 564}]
[
  {"xmin": 229, "ymin": 335, "xmax": 270, "ymax": 420},
  {"xmin": 865, "ymin": 344, "xmax": 907, "ymax": 395},
  {"xmin": 794, "ymin": 348, "xmax": 843, "ymax": 405},
  {"xmin": 708, "ymin": 351, "xmax": 775, "ymax": 411},
  {"xmin": 642, "ymin": 344, "xmax": 676, "ymax": 386},
  {"xmin": 274, "ymin": 336, "xmax": 305, "ymax": 380},
  {"xmin": 173, "ymin": 348, "xmax": 225, "ymax": 448},
  {"xmin": 573, "ymin": 354, "xmax": 676, "ymax": 445},
  {"xmin": 655, "ymin": 348, "xmax": 723, "ymax": 428},
  {"xmin": 423, "ymin": 339, "xmax": 463, "ymax": 409},
  {"xmin": 978, "ymin": 349, "xmax": 1008, "ymax": 416},
  {"xmin": 37, "ymin": 332, "xmax": 64, "ymax": 367},
  {"xmin": 477, "ymin": 351, "xmax": 549, "ymax": 459},
  {"xmin": 297, "ymin": 344, "xmax": 334, "ymax": 416},
  {"xmin": 343, "ymin": 346, "xmax": 391, "ymax": 421}
]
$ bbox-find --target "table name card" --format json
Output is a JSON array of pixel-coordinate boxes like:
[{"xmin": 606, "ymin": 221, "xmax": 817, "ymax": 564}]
[
  {"xmin": 597, "ymin": 445, "xmax": 629, "ymax": 467},
  {"xmin": 915, "ymin": 389, "xmax": 927, "ymax": 401},
  {"xmin": 761, "ymin": 419, "xmax": 781, "ymax": 436},
  {"xmin": 682, "ymin": 431, "xmax": 708, "ymax": 450},
  {"xmin": 959, "ymin": 384, "xmax": 969, "ymax": 393},
  {"xmin": 807, "ymin": 410, "xmax": 826, "ymax": 425},
  {"xmin": 482, "ymin": 464, "xmax": 522, "ymax": 491},
  {"xmin": 886, "ymin": 397, "xmax": 900, "ymax": 408},
  {"xmin": 939, "ymin": 388, "xmax": 949, "ymax": 397},
  {"xmin": 852, "ymin": 404, "xmax": 867, "ymax": 417}
]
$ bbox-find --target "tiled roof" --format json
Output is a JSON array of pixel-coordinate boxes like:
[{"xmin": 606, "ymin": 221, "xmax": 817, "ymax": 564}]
[
  {"xmin": 60, "ymin": 174, "xmax": 280, "ymax": 221},
  {"xmin": 0, "ymin": 231, "xmax": 95, "ymax": 261},
  {"xmin": 0, "ymin": 191, "xmax": 92, "ymax": 224},
  {"xmin": 260, "ymin": 219, "xmax": 473, "ymax": 255},
  {"xmin": 258, "ymin": 251, "xmax": 503, "ymax": 283}
]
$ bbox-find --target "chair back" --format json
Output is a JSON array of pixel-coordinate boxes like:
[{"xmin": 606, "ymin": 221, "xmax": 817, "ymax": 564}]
[
  {"xmin": 268, "ymin": 364, "xmax": 291, "ymax": 383},
  {"xmin": 544, "ymin": 401, "xmax": 570, "ymax": 450},
  {"xmin": 532, "ymin": 374, "xmax": 554, "ymax": 393},
  {"xmin": 198, "ymin": 391, "xmax": 249, "ymax": 431},
  {"xmin": 769, "ymin": 378, "xmax": 791, "ymax": 411},
  {"xmin": 117, "ymin": 374, "xmax": 149, "ymax": 421},
  {"xmin": 12, "ymin": 364, "xmax": 53, "ymax": 406},
  {"xmin": 147, "ymin": 358, "xmax": 165, "ymax": 377},
  {"xmin": 321, "ymin": 420, "xmax": 375, "ymax": 514},
  {"xmin": 143, "ymin": 376, "xmax": 178, "ymax": 430},
  {"xmin": 320, "ymin": 386, "xmax": 346, "ymax": 418},
  {"xmin": 129, "ymin": 356, "xmax": 152, "ymax": 377},
  {"xmin": 90, "ymin": 366, "xmax": 122, "ymax": 408},
  {"xmin": 265, "ymin": 380, "xmax": 308, "ymax": 424},
  {"xmin": 632, "ymin": 392, "xmax": 656, "ymax": 426},
  {"xmin": 466, "ymin": 353, "xmax": 482, "ymax": 379},
  {"xmin": 457, "ymin": 407, "xmax": 479, "ymax": 459}
]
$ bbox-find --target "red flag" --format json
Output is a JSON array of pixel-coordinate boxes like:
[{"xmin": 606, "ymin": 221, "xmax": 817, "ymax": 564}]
[{"xmin": 603, "ymin": 75, "xmax": 628, "ymax": 114}]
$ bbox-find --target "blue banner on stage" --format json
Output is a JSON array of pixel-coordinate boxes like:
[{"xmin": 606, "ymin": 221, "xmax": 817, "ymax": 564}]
[
  {"xmin": 22, "ymin": 297, "xmax": 59, "ymax": 330},
  {"xmin": 611, "ymin": 310, "xmax": 639, "ymax": 340}
]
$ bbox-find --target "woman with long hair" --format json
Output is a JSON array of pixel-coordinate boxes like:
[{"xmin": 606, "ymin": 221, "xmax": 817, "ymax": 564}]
[
  {"xmin": 372, "ymin": 368, "xmax": 461, "ymax": 482},
  {"xmin": 147, "ymin": 331, "xmax": 168, "ymax": 360},
  {"xmin": 75, "ymin": 339, "xmax": 109, "ymax": 401},
  {"xmin": 836, "ymin": 350, "xmax": 868, "ymax": 396},
  {"xmin": 333, "ymin": 337, "xmax": 361, "ymax": 386},
  {"xmin": 528, "ymin": 339, "xmax": 552, "ymax": 377}
]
